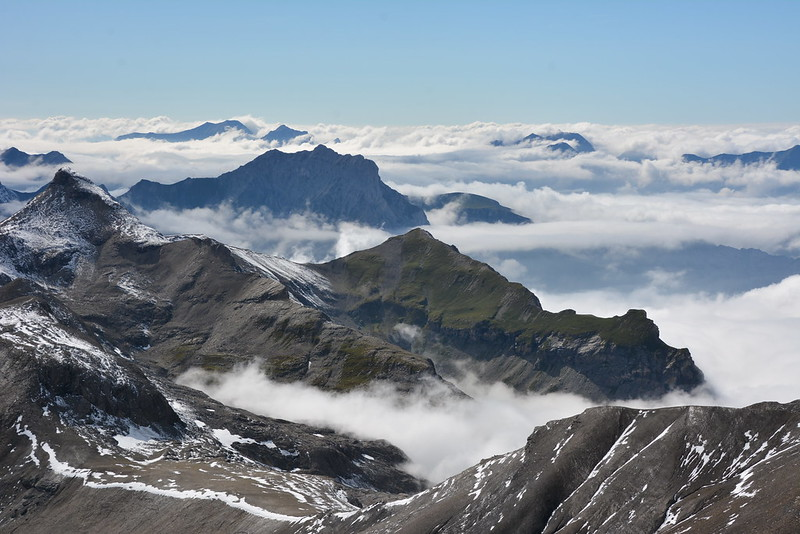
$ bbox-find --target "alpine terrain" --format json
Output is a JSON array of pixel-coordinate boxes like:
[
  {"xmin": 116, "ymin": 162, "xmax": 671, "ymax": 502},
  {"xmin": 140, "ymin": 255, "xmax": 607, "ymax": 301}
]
[{"xmin": 0, "ymin": 169, "xmax": 795, "ymax": 532}]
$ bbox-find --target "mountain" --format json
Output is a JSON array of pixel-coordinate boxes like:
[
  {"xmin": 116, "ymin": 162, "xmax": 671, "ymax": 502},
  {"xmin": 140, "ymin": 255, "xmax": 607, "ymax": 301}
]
[
  {"xmin": 298, "ymin": 401, "xmax": 800, "ymax": 533},
  {"xmin": 411, "ymin": 192, "xmax": 532, "ymax": 225},
  {"xmin": 0, "ymin": 169, "xmax": 437, "ymax": 530},
  {"xmin": 120, "ymin": 145, "xmax": 429, "ymax": 229},
  {"xmin": 115, "ymin": 120, "xmax": 254, "ymax": 142},
  {"xmin": 0, "ymin": 171, "xmax": 793, "ymax": 532},
  {"xmin": 263, "ymin": 124, "xmax": 310, "ymax": 145},
  {"xmin": 682, "ymin": 144, "xmax": 800, "ymax": 171},
  {"xmin": 310, "ymin": 229, "xmax": 702, "ymax": 401},
  {"xmin": 492, "ymin": 132, "xmax": 595, "ymax": 154},
  {"xmin": 0, "ymin": 170, "xmax": 445, "ymax": 393},
  {"xmin": 0, "ymin": 182, "xmax": 38, "ymax": 204},
  {"xmin": 1, "ymin": 147, "xmax": 72, "ymax": 167}
]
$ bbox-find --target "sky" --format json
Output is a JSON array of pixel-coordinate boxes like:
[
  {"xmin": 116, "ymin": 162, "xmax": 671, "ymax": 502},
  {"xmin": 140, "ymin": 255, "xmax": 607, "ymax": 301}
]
[{"xmin": 3, "ymin": 1, "xmax": 800, "ymax": 125}]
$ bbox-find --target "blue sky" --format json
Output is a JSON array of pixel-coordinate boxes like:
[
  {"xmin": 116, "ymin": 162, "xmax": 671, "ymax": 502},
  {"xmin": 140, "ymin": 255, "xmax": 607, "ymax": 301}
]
[{"xmin": 2, "ymin": 1, "xmax": 799, "ymax": 125}]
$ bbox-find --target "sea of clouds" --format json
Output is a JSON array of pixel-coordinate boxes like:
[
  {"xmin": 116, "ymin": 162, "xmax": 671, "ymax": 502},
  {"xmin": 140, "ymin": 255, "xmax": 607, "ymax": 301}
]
[{"xmin": 3, "ymin": 116, "xmax": 800, "ymax": 483}]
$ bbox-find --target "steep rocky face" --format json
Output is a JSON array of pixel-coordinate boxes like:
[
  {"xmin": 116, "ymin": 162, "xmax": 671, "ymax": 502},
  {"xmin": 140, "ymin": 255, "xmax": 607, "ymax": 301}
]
[
  {"xmin": 411, "ymin": 192, "xmax": 532, "ymax": 225},
  {"xmin": 312, "ymin": 229, "xmax": 703, "ymax": 401},
  {"xmin": 292, "ymin": 401, "xmax": 800, "ymax": 534},
  {"xmin": 114, "ymin": 120, "xmax": 254, "ymax": 142},
  {"xmin": 119, "ymin": 145, "xmax": 429, "ymax": 229},
  {"xmin": 683, "ymin": 144, "xmax": 800, "ymax": 171}
]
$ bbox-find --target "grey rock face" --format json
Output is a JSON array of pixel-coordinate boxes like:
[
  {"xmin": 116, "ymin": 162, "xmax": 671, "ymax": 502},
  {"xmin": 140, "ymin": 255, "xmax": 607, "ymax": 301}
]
[{"xmin": 120, "ymin": 145, "xmax": 429, "ymax": 229}]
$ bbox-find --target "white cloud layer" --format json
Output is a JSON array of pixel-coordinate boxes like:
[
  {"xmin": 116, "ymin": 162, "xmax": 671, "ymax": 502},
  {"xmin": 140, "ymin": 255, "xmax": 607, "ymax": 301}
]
[{"xmin": 178, "ymin": 364, "xmax": 594, "ymax": 484}]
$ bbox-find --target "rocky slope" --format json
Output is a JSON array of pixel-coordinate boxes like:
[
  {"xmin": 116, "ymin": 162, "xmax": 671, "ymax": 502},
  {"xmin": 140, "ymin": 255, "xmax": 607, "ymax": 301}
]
[
  {"xmin": 0, "ymin": 283, "xmax": 424, "ymax": 532},
  {"xmin": 292, "ymin": 401, "xmax": 800, "ymax": 533},
  {"xmin": 312, "ymin": 229, "xmax": 702, "ymax": 401},
  {"xmin": 683, "ymin": 144, "xmax": 800, "ymax": 171},
  {"xmin": 120, "ymin": 145, "xmax": 429, "ymax": 229}
]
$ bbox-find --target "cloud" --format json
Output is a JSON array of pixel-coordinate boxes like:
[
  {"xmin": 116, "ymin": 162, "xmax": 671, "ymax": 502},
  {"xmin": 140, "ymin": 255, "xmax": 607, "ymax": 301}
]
[
  {"xmin": 177, "ymin": 363, "xmax": 594, "ymax": 484},
  {"xmin": 134, "ymin": 205, "xmax": 390, "ymax": 263}
]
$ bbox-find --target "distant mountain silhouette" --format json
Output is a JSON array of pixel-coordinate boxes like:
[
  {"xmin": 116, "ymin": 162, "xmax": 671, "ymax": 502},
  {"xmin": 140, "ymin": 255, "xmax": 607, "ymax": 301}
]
[
  {"xmin": 120, "ymin": 145, "xmax": 429, "ymax": 229},
  {"xmin": 1, "ymin": 147, "xmax": 71, "ymax": 167},
  {"xmin": 115, "ymin": 120, "xmax": 254, "ymax": 142},
  {"xmin": 683, "ymin": 145, "xmax": 800, "ymax": 171},
  {"xmin": 492, "ymin": 132, "xmax": 595, "ymax": 154},
  {"xmin": 412, "ymin": 192, "xmax": 532, "ymax": 224},
  {"xmin": 262, "ymin": 124, "xmax": 309, "ymax": 145}
]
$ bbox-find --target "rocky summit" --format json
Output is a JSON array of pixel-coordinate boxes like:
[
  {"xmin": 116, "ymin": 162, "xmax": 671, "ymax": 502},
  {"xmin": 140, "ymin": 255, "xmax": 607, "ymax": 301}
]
[{"xmin": 119, "ymin": 145, "xmax": 429, "ymax": 229}]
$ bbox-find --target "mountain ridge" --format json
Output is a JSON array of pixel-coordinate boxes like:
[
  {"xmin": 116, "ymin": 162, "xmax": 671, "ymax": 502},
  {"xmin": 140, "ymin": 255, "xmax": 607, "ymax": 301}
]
[
  {"xmin": 682, "ymin": 144, "xmax": 800, "ymax": 171},
  {"xmin": 115, "ymin": 120, "xmax": 254, "ymax": 142}
]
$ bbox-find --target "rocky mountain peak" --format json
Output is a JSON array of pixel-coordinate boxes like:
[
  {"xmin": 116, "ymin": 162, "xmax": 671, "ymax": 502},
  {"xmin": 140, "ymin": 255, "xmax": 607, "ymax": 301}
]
[
  {"xmin": 121, "ymin": 146, "xmax": 428, "ymax": 229},
  {"xmin": 0, "ymin": 170, "xmax": 166, "ymax": 285}
]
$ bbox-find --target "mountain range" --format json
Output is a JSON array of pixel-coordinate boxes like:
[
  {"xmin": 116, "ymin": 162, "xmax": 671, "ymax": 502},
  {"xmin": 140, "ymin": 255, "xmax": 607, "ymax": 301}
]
[
  {"xmin": 682, "ymin": 144, "xmax": 800, "ymax": 171},
  {"xmin": 115, "ymin": 120, "xmax": 255, "ymax": 142},
  {"xmin": 120, "ymin": 145, "xmax": 430, "ymax": 229},
  {"xmin": 492, "ymin": 132, "xmax": 595, "ymax": 154},
  {"xmin": 0, "ymin": 170, "xmax": 796, "ymax": 532}
]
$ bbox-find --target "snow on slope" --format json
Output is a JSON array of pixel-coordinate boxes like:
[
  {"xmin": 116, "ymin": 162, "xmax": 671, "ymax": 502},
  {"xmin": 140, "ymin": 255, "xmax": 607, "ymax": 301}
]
[{"xmin": 229, "ymin": 246, "xmax": 332, "ymax": 308}]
